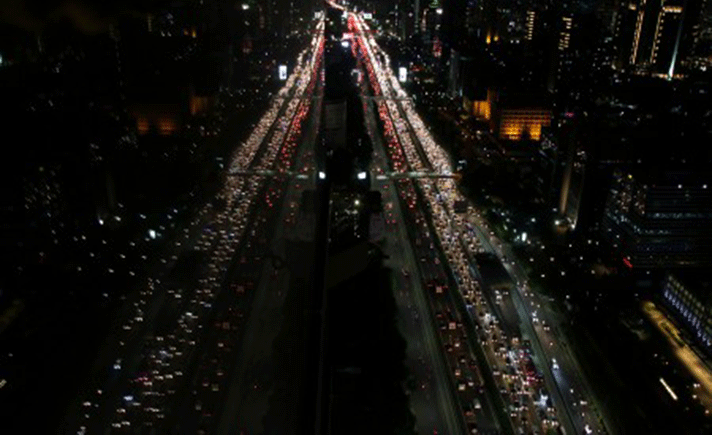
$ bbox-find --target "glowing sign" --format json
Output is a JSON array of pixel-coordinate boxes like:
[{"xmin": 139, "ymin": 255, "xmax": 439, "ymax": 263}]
[
  {"xmin": 398, "ymin": 66, "xmax": 407, "ymax": 83},
  {"xmin": 363, "ymin": 12, "xmax": 372, "ymax": 19},
  {"xmin": 278, "ymin": 65, "xmax": 287, "ymax": 80}
]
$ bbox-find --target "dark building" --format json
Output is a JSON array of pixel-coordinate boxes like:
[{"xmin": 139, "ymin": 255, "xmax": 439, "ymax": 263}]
[
  {"xmin": 602, "ymin": 169, "xmax": 712, "ymax": 268},
  {"xmin": 548, "ymin": 13, "xmax": 575, "ymax": 93},
  {"xmin": 598, "ymin": 0, "xmax": 623, "ymax": 35},
  {"xmin": 442, "ymin": 0, "xmax": 478, "ymax": 51}
]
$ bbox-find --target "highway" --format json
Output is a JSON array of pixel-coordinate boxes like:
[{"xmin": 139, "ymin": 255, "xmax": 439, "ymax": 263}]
[
  {"xmin": 62, "ymin": 10, "xmax": 610, "ymax": 434},
  {"xmin": 353, "ymin": 12, "xmax": 518, "ymax": 435},
  {"xmin": 64, "ymin": 19, "xmax": 325, "ymax": 435},
  {"xmin": 351, "ymin": 10, "xmax": 610, "ymax": 435},
  {"xmin": 471, "ymin": 219, "xmax": 609, "ymax": 435},
  {"xmin": 362, "ymin": 77, "xmax": 464, "ymax": 434},
  {"xmin": 214, "ymin": 44, "xmax": 324, "ymax": 435}
]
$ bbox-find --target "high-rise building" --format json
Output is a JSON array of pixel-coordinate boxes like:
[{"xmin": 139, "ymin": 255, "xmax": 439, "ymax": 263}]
[
  {"xmin": 689, "ymin": 0, "xmax": 711, "ymax": 53},
  {"xmin": 558, "ymin": 15, "xmax": 573, "ymax": 52},
  {"xmin": 602, "ymin": 169, "xmax": 712, "ymax": 268},
  {"xmin": 614, "ymin": 0, "xmax": 659, "ymax": 69},
  {"xmin": 481, "ymin": 0, "xmax": 499, "ymax": 44},
  {"xmin": 442, "ymin": 0, "xmax": 469, "ymax": 51},
  {"xmin": 546, "ymin": 11, "xmax": 579, "ymax": 98},
  {"xmin": 612, "ymin": 0, "xmax": 643, "ymax": 69},
  {"xmin": 525, "ymin": 10, "xmax": 537, "ymax": 42},
  {"xmin": 420, "ymin": 3, "xmax": 443, "ymax": 44},
  {"xmin": 650, "ymin": 1, "xmax": 685, "ymax": 77},
  {"xmin": 612, "ymin": 0, "xmax": 709, "ymax": 75},
  {"xmin": 598, "ymin": 0, "xmax": 622, "ymax": 35},
  {"xmin": 555, "ymin": 115, "xmax": 586, "ymax": 232}
]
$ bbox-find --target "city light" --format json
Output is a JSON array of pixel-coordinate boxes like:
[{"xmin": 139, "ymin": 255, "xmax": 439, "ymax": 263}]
[
  {"xmin": 660, "ymin": 377, "xmax": 678, "ymax": 400},
  {"xmin": 398, "ymin": 66, "xmax": 407, "ymax": 83},
  {"xmin": 8, "ymin": 3, "xmax": 709, "ymax": 434}
]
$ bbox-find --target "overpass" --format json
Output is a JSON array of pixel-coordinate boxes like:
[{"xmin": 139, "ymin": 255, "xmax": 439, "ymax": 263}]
[{"xmin": 228, "ymin": 169, "xmax": 461, "ymax": 182}]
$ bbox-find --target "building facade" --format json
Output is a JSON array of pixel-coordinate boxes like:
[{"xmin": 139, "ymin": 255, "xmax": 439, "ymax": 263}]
[
  {"xmin": 602, "ymin": 170, "xmax": 712, "ymax": 268},
  {"xmin": 662, "ymin": 272, "xmax": 712, "ymax": 355},
  {"xmin": 498, "ymin": 107, "xmax": 552, "ymax": 141}
]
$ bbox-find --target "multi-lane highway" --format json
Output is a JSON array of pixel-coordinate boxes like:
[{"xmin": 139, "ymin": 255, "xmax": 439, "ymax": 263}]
[
  {"xmin": 361, "ymin": 67, "xmax": 465, "ymax": 435},
  {"xmin": 350, "ymin": 10, "xmax": 609, "ymax": 435},
  {"xmin": 63, "ymin": 19, "xmax": 325, "ymax": 435},
  {"xmin": 214, "ymin": 47, "xmax": 325, "ymax": 435},
  {"xmin": 63, "ymin": 9, "xmax": 609, "ymax": 435}
]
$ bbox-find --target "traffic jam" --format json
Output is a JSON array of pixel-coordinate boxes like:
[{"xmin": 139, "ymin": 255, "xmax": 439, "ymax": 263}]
[
  {"xmin": 73, "ymin": 20, "xmax": 325, "ymax": 435},
  {"xmin": 350, "ymin": 11, "xmax": 561, "ymax": 435}
]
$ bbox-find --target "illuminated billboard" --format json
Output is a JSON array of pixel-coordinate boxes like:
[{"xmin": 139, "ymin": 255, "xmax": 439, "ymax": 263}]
[
  {"xmin": 278, "ymin": 65, "xmax": 288, "ymax": 80},
  {"xmin": 398, "ymin": 66, "xmax": 407, "ymax": 83}
]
